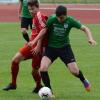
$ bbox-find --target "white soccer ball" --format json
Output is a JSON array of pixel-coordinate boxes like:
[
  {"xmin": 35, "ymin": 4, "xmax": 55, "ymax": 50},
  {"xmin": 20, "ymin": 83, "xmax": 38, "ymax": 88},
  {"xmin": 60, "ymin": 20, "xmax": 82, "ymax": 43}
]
[{"xmin": 38, "ymin": 87, "xmax": 52, "ymax": 100}]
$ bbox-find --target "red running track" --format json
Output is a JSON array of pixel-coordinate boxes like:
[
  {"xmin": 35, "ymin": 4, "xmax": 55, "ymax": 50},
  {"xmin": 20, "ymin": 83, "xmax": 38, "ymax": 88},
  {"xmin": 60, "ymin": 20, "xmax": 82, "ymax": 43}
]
[{"xmin": 0, "ymin": 4, "xmax": 100, "ymax": 24}]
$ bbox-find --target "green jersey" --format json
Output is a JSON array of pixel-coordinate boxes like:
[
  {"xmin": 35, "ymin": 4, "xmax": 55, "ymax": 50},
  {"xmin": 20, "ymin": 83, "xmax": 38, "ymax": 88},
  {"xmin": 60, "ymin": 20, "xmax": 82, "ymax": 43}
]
[
  {"xmin": 21, "ymin": 0, "xmax": 32, "ymax": 18},
  {"xmin": 46, "ymin": 15, "xmax": 82, "ymax": 48}
]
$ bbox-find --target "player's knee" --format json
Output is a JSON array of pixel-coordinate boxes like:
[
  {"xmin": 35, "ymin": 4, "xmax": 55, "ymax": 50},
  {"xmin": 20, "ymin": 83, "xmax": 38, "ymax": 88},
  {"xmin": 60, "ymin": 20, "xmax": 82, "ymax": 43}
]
[
  {"xmin": 71, "ymin": 69, "xmax": 79, "ymax": 76},
  {"xmin": 39, "ymin": 66, "xmax": 48, "ymax": 72},
  {"xmin": 21, "ymin": 28, "xmax": 27, "ymax": 34},
  {"xmin": 11, "ymin": 54, "xmax": 22, "ymax": 63},
  {"xmin": 69, "ymin": 67, "xmax": 79, "ymax": 76},
  {"xmin": 11, "ymin": 57, "xmax": 19, "ymax": 64},
  {"xmin": 68, "ymin": 62, "xmax": 79, "ymax": 76}
]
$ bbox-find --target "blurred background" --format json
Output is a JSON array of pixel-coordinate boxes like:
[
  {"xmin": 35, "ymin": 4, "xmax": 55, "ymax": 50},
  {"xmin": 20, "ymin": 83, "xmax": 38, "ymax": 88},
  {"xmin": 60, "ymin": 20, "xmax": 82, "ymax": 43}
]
[
  {"xmin": 40, "ymin": 0, "xmax": 100, "ymax": 4},
  {"xmin": 0, "ymin": 0, "xmax": 100, "ymax": 100},
  {"xmin": 0, "ymin": 0, "xmax": 100, "ymax": 4}
]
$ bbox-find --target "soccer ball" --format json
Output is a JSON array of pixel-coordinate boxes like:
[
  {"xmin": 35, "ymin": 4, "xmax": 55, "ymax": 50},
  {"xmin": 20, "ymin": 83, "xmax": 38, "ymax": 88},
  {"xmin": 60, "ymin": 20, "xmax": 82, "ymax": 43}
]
[{"xmin": 38, "ymin": 87, "xmax": 52, "ymax": 100}]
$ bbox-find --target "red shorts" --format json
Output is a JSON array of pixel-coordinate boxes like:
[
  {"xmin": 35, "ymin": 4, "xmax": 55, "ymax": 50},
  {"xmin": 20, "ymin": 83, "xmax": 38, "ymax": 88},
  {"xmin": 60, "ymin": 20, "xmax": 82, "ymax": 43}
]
[{"xmin": 19, "ymin": 44, "xmax": 42, "ymax": 69}]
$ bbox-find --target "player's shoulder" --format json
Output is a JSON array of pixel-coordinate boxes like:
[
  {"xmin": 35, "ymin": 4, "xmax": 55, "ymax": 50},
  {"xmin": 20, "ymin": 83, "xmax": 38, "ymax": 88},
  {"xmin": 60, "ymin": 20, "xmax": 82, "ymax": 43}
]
[
  {"xmin": 36, "ymin": 11, "xmax": 47, "ymax": 19},
  {"xmin": 67, "ymin": 16, "xmax": 79, "ymax": 23},
  {"xmin": 67, "ymin": 16, "xmax": 75, "ymax": 21},
  {"xmin": 36, "ymin": 12, "xmax": 45, "ymax": 17},
  {"xmin": 48, "ymin": 14, "xmax": 56, "ymax": 19},
  {"xmin": 47, "ymin": 14, "xmax": 57, "ymax": 22}
]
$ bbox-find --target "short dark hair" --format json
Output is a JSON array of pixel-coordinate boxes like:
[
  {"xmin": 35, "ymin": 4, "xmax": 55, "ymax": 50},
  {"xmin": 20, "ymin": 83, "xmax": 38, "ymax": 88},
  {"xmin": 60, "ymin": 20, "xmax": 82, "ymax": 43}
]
[
  {"xmin": 55, "ymin": 5, "xmax": 67, "ymax": 17},
  {"xmin": 27, "ymin": 0, "xmax": 39, "ymax": 8}
]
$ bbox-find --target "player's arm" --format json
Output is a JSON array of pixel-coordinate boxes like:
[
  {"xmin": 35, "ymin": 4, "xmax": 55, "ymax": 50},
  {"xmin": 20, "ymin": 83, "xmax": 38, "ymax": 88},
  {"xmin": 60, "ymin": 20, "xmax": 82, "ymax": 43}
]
[
  {"xmin": 34, "ymin": 28, "xmax": 47, "ymax": 44},
  {"xmin": 72, "ymin": 17, "xmax": 97, "ymax": 46},
  {"xmin": 80, "ymin": 25, "xmax": 97, "ymax": 45},
  {"xmin": 28, "ymin": 28, "xmax": 47, "ymax": 47},
  {"xmin": 28, "ymin": 15, "xmax": 53, "ymax": 47},
  {"xmin": 31, "ymin": 38, "xmax": 43, "ymax": 55},
  {"xmin": 18, "ymin": 0, "xmax": 22, "ymax": 19},
  {"xmin": 32, "ymin": 12, "xmax": 48, "ymax": 44}
]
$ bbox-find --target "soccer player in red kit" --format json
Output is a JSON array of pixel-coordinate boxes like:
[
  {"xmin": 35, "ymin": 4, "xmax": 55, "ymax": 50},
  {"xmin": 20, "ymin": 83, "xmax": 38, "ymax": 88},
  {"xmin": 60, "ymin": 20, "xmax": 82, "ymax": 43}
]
[{"xmin": 3, "ymin": 0, "xmax": 48, "ymax": 93}]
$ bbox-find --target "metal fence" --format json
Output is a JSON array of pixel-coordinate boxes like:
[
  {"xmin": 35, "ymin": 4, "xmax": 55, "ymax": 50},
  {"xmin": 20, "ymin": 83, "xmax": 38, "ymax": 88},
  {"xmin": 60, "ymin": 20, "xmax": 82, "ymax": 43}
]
[{"xmin": 41, "ymin": 0, "xmax": 100, "ymax": 3}]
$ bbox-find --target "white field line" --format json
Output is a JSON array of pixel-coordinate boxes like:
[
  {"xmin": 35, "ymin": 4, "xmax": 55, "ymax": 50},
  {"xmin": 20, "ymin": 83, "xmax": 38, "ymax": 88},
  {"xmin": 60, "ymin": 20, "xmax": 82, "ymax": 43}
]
[{"xmin": 40, "ymin": 8, "xmax": 100, "ymax": 11}]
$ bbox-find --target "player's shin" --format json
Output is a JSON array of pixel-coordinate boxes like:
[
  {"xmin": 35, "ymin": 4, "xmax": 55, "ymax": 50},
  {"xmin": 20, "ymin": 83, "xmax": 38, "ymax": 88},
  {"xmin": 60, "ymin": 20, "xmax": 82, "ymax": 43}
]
[
  {"xmin": 40, "ymin": 71, "xmax": 52, "ymax": 90},
  {"xmin": 11, "ymin": 61, "xmax": 19, "ymax": 85},
  {"xmin": 76, "ymin": 70, "xmax": 91, "ymax": 92},
  {"xmin": 75, "ymin": 70, "xmax": 85, "ymax": 83},
  {"xmin": 32, "ymin": 69, "xmax": 42, "ymax": 87},
  {"xmin": 22, "ymin": 32, "xmax": 30, "ymax": 42}
]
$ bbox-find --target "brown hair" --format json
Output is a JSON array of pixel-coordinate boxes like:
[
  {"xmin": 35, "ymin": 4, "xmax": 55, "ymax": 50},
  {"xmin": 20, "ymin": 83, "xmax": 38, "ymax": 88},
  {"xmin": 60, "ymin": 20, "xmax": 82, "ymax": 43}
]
[
  {"xmin": 27, "ymin": 0, "xmax": 39, "ymax": 8},
  {"xmin": 56, "ymin": 5, "xmax": 67, "ymax": 17}
]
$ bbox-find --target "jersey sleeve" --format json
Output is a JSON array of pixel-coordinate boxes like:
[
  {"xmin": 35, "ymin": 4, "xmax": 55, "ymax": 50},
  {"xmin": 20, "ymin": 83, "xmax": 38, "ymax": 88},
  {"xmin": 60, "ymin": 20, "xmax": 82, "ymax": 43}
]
[
  {"xmin": 70, "ymin": 17, "xmax": 82, "ymax": 29},
  {"xmin": 37, "ymin": 12, "xmax": 46, "ymax": 30}
]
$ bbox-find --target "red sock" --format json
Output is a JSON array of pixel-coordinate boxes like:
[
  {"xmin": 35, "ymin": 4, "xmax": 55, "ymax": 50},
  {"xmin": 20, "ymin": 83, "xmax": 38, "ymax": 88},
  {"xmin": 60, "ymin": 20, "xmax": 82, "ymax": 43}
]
[
  {"xmin": 11, "ymin": 61, "xmax": 19, "ymax": 85},
  {"xmin": 32, "ymin": 70, "xmax": 41, "ymax": 88}
]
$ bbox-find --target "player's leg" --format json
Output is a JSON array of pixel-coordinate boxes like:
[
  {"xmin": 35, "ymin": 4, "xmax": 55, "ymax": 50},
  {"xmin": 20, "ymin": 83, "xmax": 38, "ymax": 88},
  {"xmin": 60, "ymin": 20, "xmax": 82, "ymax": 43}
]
[
  {"xmin": 3, "ymin": 44, "xmax": 31, "ymax": 91},
  {"xmin": 31, "ymin": 55, "xmax": 42, "ymax": 93},
  {"xmin": 21, "ymin": 17, "xmax": 32, "ymax": 42},
  {"xmin": 67, "ymin": 62, "xmax": 91, "ymax": 92},
  {"xmin": 40, "ymin": 47, "xmax": 57, "ymax": 90},
  {"xmin": 59, "ymin": 45, "xmax": 91, "ymax": 92},
  {"xmin": 11, "ymin": 52, "xmax": 25, "ymax": 85},
  {"xmin": 40, "ymin": 56, "xmax": 52, "ymax": 88},
  {"xmin": 3, "ymin": 52, "xmax": 25, "ymax": 91},
  {"xmin": 40, "ymin": 56, "xmax": 55, "ymax": 98}
]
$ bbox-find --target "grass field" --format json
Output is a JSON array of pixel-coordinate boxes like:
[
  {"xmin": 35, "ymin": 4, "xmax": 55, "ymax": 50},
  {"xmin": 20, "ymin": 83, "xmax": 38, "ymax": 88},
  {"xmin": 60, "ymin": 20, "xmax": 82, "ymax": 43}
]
[{"xmin": 0, "ymin": 23, "xmax": 100, "ymax": 100}]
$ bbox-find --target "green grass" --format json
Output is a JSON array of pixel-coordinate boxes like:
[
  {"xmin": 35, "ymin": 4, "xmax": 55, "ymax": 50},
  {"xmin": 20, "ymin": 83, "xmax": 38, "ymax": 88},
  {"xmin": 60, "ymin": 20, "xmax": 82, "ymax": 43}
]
[{"xmin": 0, "ymin": 23, "xmax": 100, "ymax": 100}]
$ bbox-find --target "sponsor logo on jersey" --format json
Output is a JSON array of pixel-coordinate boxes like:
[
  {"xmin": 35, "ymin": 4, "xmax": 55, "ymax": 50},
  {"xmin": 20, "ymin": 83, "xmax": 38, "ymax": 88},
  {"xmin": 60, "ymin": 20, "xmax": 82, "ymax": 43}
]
[
  {"xmin": 53, "ymin": 23, "xmax": 58, "ymax": 27},
  {"xmin": 64, "ymin": 23, "xmax": 68, "ymax": 29}
]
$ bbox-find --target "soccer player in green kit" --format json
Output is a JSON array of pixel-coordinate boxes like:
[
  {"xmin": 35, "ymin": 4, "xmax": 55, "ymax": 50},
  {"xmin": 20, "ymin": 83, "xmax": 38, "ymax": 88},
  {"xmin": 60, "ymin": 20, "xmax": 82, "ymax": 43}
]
[
  {"xmin": 19, "ymin": 0, "xmax": 32, "ymax": 42},
  {"xmin": 29, "ymin": 5, "xmax": 97, "ymax": 96}
]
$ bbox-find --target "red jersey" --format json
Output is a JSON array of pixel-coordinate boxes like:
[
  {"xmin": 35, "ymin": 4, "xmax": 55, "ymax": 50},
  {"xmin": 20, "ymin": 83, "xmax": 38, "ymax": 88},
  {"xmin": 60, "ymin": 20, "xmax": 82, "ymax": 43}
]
[{"xmin": 30, "ymin": 11, "xmax": 48, "ymax": 46}]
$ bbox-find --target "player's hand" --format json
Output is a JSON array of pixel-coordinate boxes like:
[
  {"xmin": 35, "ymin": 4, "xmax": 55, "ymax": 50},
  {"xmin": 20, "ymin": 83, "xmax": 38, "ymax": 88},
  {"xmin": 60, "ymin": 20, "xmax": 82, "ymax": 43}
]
[
  {"xmin": 31, "ymin": 46, "xmax": 41, "ymax": 56},
  {"xmin": 28, "ymin": 41, "xmax": 33, "ymax": 47},
  {"xmin": 28, "ymin": 40, "xmax": 36, "ymax": 47},
  {"xmin": 88, "ymin": 39, "xmax": 97, "ymax": 46}
]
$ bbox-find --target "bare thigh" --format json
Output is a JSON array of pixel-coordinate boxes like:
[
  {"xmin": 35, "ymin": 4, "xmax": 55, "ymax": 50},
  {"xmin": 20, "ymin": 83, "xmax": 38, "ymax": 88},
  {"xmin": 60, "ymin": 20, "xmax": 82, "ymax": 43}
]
[{"xmin": 39, "ymin": 56, "xmax": 52, "ymax": 71}]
